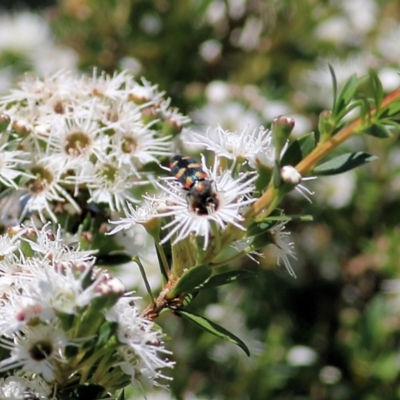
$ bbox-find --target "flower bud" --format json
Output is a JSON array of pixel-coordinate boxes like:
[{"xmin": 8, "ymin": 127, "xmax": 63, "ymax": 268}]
[
  {"xmin": 0, "ymin": 113, "xmax": 10, "ymax": 132},
  {"xmin": 272, "ymin": 116, "xmax": 295, "ymax": 161},
  {"xmin": 280, "ymin": 165, "xmax": 302, "ymax": 185},
  {"xmin": 12, "ymin": 119, "xmax": 31, "ymax": 135}
]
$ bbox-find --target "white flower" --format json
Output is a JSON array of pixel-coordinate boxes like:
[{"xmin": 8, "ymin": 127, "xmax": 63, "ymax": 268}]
[
  {"xmin": 281, "ymin": 165, "xmax": 315, "ymax": 203},
  {"xmin": 0, "ymin": 324, "xmax": 69, "ymax": 381},
  {"xmin": 43, "ymin": 115, "xmax": 108, "ymax": 177},
  {"xmin": 106, "ymin": 297, "xmax": 174, "ymax": 387},
  {"xmin": 18, "ymin": 258, "xmax": 100, "ymax": 315},
  {"xmin": 0, "ymin": 229, "xmax": 22, "ymax": 259},
  {"xmin": 126, "ymin": 77, "xmax": 163, "ymax": 104},
  {"xmin": 86, "ymin": 159, "xmax": 143, "ymax": 212},
  {"xmin": 108, "ymin": 197, "xmax": 164, "ymax": 234},
  {"xmin": 154, "ymin": 156, "xmax": 257, "ymax": 249},
  {"xmin": 0, "ymin": 70, "xmax": 179, "ymax": 221},
  {"xmin": 0, "ymin": 375, "xmax": 29, "ymax": 400},
  {"xmin": 0, "ymin": 373, "xmax": 51, "ymax": 399},
  {"xmin": 20, "ymin": 162, "xmax": 81, "ymax": 222},
  {"xmin": 0, "ymin": 143, "xmax": 32, "ymax": 189},
  {"xmin": 0, "ymin": 289, "xmax": 54, "ymax": 337},
  {"xmin": 188, "ymin": 125, "xmax": 273, "ymax": 166},
  {"xmin": 108, "ymin": 119, "xmax": 172, "ymax": 173},
  {"xmin": 79, "ymin": 69, "xmax": 132, "ymax": 100},
  {"xmin": 20, "ymin": 223, "xmax": 95, "ymax": 264},
  {"xmin": 156, "ymin": 98, "xmax": 191, "ymax": 129},
  {"xmin": 268, "ymin": 222, "xmax": 297, "ymax": 277}
]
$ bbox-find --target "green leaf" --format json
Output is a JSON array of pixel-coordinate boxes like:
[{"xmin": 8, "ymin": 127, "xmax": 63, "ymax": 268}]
[
  {"xmin": 328, "ymin": 64, "xmax": 337, "ymax": 110},
  {"xmin": 368, "ymin": 69, "xmax": 383, "ymax": 112},
  {"xmin": 364, "ymin": 123, "xmax": 392, "ymax": 138},
  {"xmin": 155, "ymin": 241, "xmax": 171, "ymax": 282},
  {"xmin": 133, "ymin": 256, "xmax": 154, "ymax": 302},
  {"xmin": 248, "ymin": 219, "xmax": 277, "ymax": 237},
  {"xmin": 281, "ymin": 132, "xmax": 316, "ymax": 166},
  {"xmin": 183, "ymin": 292, "xmax": 198, "ymax": 307},
  {"xmin": 313, "ymin": 152, "xmax": 378, "ymax": 176},
  {"xmin": 116, "ymin": 390, "xmax": 125, "ymax": 400},
  {"xmin": 255, "ymin": 164, "xmax": 273, "ymax": 191},
  {"xmin": 178, "ymin": 309, "xmax": 250, "ymax": 356},
  {"xmin": 248, "ymin": 215, "xmax": 313, "ymax": 236},
  {"xmin": 382, "ymin": 120, "xmax": 400, "ymax": 130},
  {"xmin": 249, "ymin": 233, "xmax": 274, "ymax": 250},
  {"xmin": 386, "ymin": 101, "xmax": 400, "ymax": 116},
  {"xmin": 334, "ymin": 74, "xmax": 359, "ymax": 117},
  {"xmin": 264, "ymin": 215, "xmax": 313, "ymax": 222},
  {"xmin": 196, "ymin": 270, "xmax": 256, "ymax": 290},
  {"xmin": 357, "ymin": 97, "xmax": 373, "ymax": 121},
  {"xmin": 168, "ymin": 264, "xmax": 212, "ymax": 298},
  {"xmin": 96, "ymin": 322, "xmax": 118, "ymax": 349}
]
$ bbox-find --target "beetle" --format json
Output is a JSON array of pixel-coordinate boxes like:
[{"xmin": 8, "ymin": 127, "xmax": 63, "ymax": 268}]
[{"xmin": 169, "ymin": 155, "xmax": 219, "ymax": 214}]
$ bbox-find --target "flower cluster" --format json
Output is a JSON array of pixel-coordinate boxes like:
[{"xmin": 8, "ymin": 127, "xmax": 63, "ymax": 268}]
[
  {"xmin": 109, "ymin": 124, "xmax": 302, "ymax": 276},
  {"xmin": 0, "ymin": 223, "xmax": 173, "ymax": 398},
  {"xmin": 0, "ymin": 70, "xmax": 188, "ymax": 222}
]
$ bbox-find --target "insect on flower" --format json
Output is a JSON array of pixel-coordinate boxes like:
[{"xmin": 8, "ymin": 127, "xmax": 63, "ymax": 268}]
[{"xmin": 169, "ymin": 155, "xmax": 219, "ymax": 215}]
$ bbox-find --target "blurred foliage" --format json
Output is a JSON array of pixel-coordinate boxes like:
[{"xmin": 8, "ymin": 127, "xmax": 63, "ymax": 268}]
[{"xmin": 2, "ymin": 0, "xmax": 400, "ymax": 399}]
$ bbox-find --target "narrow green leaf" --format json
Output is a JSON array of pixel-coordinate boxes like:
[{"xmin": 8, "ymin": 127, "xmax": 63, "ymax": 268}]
[
  {"xmin": 328, "ymin": 64, "xmax": 338, "ymax": 112},
  {"xmin": 250, "ymin": 233, "xmax": 275, "ymax": 250},
  {"xmin": 169, "ymin": 264, "xmax": 212, "ymax": 298},
  {"xmin": 281, "ymin": 132, "xmax": 316, "ymax": 166},
  {"xmin": 183, "ymin": 292, "xmax": 198, "ymax": 307},
  {"xmin": 155, "ymin": 242, "xmax": 170, "ymax": 282},
  {"xmin": 178, "ymin": 309, "xmax": 250, "ymax": 356},
  {"xmin": 133, "ymin": 256, "xmax": 154, "ymax": 302},
  {"xmin": 364, "ymin": 123, "xmax": 391, "ymax": 138},
  {"xmin": 96, "ymin": 322, "xmax": 118, "ymax": 349},
  {"xmin": 248, "ymin": 219, "xmax": 277, "ymax": 237},
  {"xmin": 116, "ymin": 390, "xmax": 125, "ymax": 400},
  {"xmin": 255, "ymin": 164, "xmax": 273, "ymax": 191},
  {"xmin": 357, "ymin": 97, "xmax": 372, "ymax": 121},
  {"xmin": 313, "ymin": 152, "xmax": 378, "ymax": 176},
  {"xmin": 248, "ymin": 215, "xmax": 313, "ymax": 236},
  {"xmin": 382, "ymin": 120, "xmax": 400, "ymax": 130},
  {"xmin": 265, "ymin": 215, "xmax": 313, "ymax": 222},
  {"xmin": 196, "ymin": 270, "xmax": 256, "ymax": 290},
  {"xmin": 387, "ymin": 101, "xmax": 400, "ymax": 116},
  {"xmin": 335, "ymin": 74, "xmax": 359, "ymax": 116},
  {"xmin": 368, "ymin": 69, "xmax": 383, "ymax": 112}
]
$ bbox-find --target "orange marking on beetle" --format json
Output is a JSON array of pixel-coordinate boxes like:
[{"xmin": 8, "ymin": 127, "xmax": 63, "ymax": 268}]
[{"xmin": 175, "ymin": 167, "xmax": 187, "ymax": 179}]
